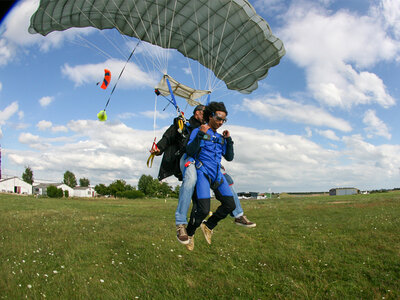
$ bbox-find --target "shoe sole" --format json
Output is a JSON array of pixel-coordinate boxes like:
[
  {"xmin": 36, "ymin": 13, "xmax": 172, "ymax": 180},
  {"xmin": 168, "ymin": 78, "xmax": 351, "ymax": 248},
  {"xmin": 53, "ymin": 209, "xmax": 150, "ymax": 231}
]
[
  {"xmin": 176, "ymin": 235, "xmax": 190, "ymax": 245},
  {"xmin": 235, "ymin": 222, "xmax": 257, "ymax": 228},
  {"xmin": 200, "ymin": 223, "xmax": 212, "ymax": 244}
]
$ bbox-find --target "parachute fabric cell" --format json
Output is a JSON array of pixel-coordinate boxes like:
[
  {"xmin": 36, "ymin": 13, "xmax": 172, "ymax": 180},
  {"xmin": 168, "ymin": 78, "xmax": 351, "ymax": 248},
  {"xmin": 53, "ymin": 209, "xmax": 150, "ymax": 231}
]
[
  {"xmin": 29, "ymin": 0, "xmax": 285, "ymax": 94},
  {"xmin": 155, "ymin": 75, "xmax": 208, "ymax": 106}
]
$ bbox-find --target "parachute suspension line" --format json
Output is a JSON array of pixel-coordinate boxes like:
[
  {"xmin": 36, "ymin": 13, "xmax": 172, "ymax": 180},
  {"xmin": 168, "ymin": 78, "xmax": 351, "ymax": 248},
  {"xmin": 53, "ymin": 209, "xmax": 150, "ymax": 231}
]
[
  {"xmin": 103, "ymin": 41, "xmax": 140, "ymax": 111},
  {"xmin": 153, "ymin": 93, "xmax": 158, "ymax": 140},
  {"xmin": 205, "ymin": 4, "xmax": 215, "ymax": 92},
  {"xmin": 116, "ymin": 0, "xmax": 164, "ymax": 74},
  {"xmin": 146, "ymin": 93, "xmax": 158, "ymax": 169},
  {"xmin": 212, "ymin": 4, "xmax": 268, "ymax": 90},
  {"xmin": 178, "ymin": 25, "xmax": 197, "ymax": 90},
  {"xmin": 76, "ymin": 0, "xmax": 129, "ymax": 60},
  {"xmin": 143, "ymin": 0, "xmax": 165, "ymax": 73},
  {"xmin": 39, "ymin": 6, "xmax": 115, "ymax": 61},
  {"xmin": 209, "ymin": 0, "xmax": 233, "ymax": 87}
]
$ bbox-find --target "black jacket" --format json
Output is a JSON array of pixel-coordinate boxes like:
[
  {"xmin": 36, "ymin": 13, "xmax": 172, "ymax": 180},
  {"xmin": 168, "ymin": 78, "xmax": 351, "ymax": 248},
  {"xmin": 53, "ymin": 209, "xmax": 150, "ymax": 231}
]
[{"xmin": 156, "ymin": 115, "xmax": 202, "ymax": 181}]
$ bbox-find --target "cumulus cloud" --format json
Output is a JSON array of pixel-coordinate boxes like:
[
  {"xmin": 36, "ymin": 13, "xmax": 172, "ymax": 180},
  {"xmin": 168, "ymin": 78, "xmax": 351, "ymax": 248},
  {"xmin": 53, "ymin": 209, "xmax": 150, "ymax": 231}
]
[
  {"xmin": 363, "ymin": 109, "xmax": 391, "ymax": 139},
  {"xmin": 37, "ymin": 120, "xmax": 68, "ymax": 133},
  {"xmin": 61, "ymin": 58, "xmax": 158, "ymax": 89},
  {"xmin": 9, "ymin": 120, "xmax": 163, "ymax": 185},
  {"xmin": 0, "ymin": 101, "xmax": 19, "ymax": 125},
  {"xmin": 140, "ymin": 110, "xmax": 172, "ymax": 120},
  {"xmin": 37, "ymin": 120, "xmax": 52, "ymax": 130},
  {"xmin": 279, "ymin": 2, "xmax": 398, "ymax": 108},
  {"xmin": 5, "ymin": 119, "xmax": 400, "ymax": 191},
  {"xmin": 39, "ymin": 96, "xmax": 54, "ymax": 107},
  {"xmin": 241, "ymin": 95, "xmax": 352, "ymax": 132},
  {"xmin": 378, "ymin": 0, "xmax": 400, "ymax": 39},
  {"xmin": 315, "ymin": 129, "xmax": 340, "ymax": 141}
]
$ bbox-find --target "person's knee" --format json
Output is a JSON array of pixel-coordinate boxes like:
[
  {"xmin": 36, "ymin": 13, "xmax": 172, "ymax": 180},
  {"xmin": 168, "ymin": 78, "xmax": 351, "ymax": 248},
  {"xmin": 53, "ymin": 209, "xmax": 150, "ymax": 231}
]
[{"xmin": 225, "ymin": 197, "xmax": 236, "ymax": 213}]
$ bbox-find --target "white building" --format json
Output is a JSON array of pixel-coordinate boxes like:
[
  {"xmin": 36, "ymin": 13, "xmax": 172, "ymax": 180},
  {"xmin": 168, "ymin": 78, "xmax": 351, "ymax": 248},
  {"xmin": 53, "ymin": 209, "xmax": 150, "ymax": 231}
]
[
  {"xmin": 0, "ymin": 177, "xmax": 33, "ymax": 195},
  {"xmin": 73, "ymin": 186, "xmax": 96, "ymax": 198},
  {"xmin": 33, "ymin": 183, "xmax": 74, "ymax": 197}
]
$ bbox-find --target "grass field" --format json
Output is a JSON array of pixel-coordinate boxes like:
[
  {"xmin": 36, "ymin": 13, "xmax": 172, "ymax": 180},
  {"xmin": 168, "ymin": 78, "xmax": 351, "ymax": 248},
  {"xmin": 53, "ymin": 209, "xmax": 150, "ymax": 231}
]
[{"xmin": 0, "ymin": 192, "xmax": 399, "ymax": 299}]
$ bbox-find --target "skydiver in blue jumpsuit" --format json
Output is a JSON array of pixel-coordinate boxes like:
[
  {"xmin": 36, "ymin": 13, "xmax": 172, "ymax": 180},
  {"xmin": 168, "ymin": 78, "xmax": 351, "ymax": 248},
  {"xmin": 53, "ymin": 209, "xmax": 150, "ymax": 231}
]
[{"xmin": 185, "ymin": 102, "xmax": 235, "ymax": 247}]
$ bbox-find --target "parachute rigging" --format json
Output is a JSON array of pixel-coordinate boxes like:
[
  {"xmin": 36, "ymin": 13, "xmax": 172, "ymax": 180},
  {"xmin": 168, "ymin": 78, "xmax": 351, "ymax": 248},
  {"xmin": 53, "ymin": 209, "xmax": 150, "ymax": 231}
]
[{"xmin": 29, "ymin": 0, "xmax": 285, "ymax": 95}]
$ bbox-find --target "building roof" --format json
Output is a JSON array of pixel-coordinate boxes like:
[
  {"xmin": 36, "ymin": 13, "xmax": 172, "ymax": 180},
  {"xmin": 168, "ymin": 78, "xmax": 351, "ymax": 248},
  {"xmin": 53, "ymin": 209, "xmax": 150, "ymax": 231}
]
[{"xmin": 74, "ymin": 186, "xmax": 94, "ymax": 190}]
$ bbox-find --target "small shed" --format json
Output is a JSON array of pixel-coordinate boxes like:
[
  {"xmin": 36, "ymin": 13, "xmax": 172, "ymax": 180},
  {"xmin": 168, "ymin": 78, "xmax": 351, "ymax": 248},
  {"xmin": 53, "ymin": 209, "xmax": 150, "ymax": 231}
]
[
  {"xmin": 73, "ymin": 186, "xmax": 96, "ymax": 198},
  {"xmin": 329, "ymin": 187, "xmax": 359, "ymax": 196},
  {"xmin": 0, "ymin": 177, "xmax": 32, "ymax": 195}
]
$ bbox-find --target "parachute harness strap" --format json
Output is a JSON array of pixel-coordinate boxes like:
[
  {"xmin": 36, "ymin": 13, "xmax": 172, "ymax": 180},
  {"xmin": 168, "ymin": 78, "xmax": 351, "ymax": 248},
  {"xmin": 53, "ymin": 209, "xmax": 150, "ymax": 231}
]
[{"xmin": 146, "ymin": 137, "xmax": 159, "ymax": 168}]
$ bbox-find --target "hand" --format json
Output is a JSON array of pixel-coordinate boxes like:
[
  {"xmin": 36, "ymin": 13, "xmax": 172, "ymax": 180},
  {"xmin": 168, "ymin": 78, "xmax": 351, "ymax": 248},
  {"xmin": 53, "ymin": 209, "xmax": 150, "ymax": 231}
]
[
  {"xmin": 222, "ymin": 130, "xmax": 230, "ymax": 138},
  {"xmin": 150, "ymin": 148, "xmax": 161, "ymax": 156},
  {"xmin": 200, "ymin": 124, "xmax": 210, "ymax": 133}
]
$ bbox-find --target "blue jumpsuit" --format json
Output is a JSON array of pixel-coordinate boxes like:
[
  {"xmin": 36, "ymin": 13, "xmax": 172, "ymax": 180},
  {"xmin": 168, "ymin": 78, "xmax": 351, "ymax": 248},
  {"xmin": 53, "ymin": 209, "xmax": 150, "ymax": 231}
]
[{"xmin": 185, "ymin": 128, "xmax": 236, "ymax": 236}]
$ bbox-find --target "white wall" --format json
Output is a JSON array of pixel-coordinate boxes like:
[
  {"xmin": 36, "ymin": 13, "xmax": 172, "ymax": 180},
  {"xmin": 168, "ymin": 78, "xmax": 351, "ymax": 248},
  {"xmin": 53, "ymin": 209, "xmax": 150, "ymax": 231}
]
[{"xmin": 0, "ymin": 177, "xmax": 32, "ymax": 195}]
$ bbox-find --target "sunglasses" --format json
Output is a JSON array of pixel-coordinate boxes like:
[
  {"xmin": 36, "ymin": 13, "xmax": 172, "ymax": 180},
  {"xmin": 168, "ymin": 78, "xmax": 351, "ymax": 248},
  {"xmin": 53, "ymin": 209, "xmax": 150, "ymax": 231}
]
[{"xmin": 213, "ymin": 114, "xmax": 227, "ymax": 123}]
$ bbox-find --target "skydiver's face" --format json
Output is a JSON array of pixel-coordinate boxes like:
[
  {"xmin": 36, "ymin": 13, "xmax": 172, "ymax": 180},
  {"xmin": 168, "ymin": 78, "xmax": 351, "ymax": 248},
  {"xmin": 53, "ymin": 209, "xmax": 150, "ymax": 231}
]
[
  {"xmin": 194, "ymin": 109, "xmax": 204, "ymax": 123},
  {"xmin": 208, "ymin": 111, "xmax": 227, "ymax": 131}
]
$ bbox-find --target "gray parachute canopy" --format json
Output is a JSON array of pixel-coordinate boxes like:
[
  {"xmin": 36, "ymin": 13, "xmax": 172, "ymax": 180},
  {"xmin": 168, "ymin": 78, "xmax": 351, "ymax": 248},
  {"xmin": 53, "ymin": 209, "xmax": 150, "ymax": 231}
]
[{"xmin": 29, "ymin": 0, "xmax": 285, "ymax": 94}]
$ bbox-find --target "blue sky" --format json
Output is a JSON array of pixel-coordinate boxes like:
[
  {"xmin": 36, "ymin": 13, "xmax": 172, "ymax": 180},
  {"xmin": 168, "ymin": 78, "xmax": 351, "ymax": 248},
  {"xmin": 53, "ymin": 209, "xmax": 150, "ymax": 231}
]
[{"xmin": 1, "ymin": 0, "xmax": 400, "ymax": 192}]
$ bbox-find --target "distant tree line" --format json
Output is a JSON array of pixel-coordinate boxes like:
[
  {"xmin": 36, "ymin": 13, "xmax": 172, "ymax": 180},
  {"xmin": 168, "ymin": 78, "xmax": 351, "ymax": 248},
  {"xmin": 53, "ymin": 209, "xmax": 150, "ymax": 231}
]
[
  {"xmin": 21, "ymin": 167, "xmax": 178, "ymax": 199},
  {"xmin": 22, "ymin": 167, "xmax": 90, "ymax": 188},
  {"xmin": 95, "ymin": 175, "xmax": 179, "ymax": 199}
]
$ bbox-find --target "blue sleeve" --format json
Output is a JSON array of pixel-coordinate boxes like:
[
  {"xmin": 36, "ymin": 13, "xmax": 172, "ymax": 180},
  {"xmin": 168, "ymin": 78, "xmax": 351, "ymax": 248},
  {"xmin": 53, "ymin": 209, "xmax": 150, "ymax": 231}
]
[
  {"xmin": 223, "ymin": 137, "xmax": 234, "ymax": 161},
  {"xmin": 186, "ymin": 128, "xmax": 205, "ymax": 157}
]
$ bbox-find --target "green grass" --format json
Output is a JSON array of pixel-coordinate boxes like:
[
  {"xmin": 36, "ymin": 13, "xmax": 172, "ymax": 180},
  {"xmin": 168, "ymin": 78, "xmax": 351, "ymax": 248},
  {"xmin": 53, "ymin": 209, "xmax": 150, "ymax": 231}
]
[{"xmin": 0, "ymin": 192, "xmax": 399, "ymax": 299}]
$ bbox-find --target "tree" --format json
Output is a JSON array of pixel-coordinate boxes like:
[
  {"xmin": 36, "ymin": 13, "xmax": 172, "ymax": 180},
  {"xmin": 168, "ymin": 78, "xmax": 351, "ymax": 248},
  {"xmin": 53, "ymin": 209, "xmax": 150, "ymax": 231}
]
[
  {"xmin": 79, "ymin": 177, "xmax": 90, "ymax": 187},
  {"xmin": 47, "ymin": 185, "xmax": 63, "ymax": 198},
  {"xmin": 157, "ymin": 181, "xmax": 173, "ymax": 197},
  {"xmin": 138, "ymin": 175, "xmax": 159, "ymax": 196},
  {"xmin": 22, "ymin": 166, "xmax": 33, "ymax": 184},
  {"xmin": 95, "ymin": 183, "xmax": 109, "ymax": 196},
  {"xmin": 63, "ymin": 171, "xmax": 77, "ymax": 188},
  {"xmin": 108, "ymin": 179, "xmax": 128, "ymax": 197}
]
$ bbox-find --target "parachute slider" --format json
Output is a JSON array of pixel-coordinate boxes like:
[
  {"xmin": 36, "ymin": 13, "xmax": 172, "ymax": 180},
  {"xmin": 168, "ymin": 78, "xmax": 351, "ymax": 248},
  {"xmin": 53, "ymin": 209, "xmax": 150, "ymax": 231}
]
[{"xmin": 155, "ymin": 75, "xmax": 210, "ymax": 107}]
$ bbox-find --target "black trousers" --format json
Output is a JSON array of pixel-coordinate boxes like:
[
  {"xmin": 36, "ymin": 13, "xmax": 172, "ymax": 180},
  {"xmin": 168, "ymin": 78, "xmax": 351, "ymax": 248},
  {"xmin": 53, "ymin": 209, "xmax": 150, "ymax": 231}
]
[{"xmin": 186, "ymin": 187, "xmax": 235, "ymax": 236}]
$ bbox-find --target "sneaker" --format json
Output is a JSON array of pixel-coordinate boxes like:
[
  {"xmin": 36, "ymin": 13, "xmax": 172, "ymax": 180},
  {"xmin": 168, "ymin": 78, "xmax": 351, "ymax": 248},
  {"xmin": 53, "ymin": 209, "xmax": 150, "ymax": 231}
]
[
  {"xmin": 200, "ymin": 222, "xmax": 213, "ymax": 244},
  {"xmin": 176, "ymin": 224, "xmax": 189, "ymax": 245},
  {"xmin": 186, "ymin": 235, "xmax": 194, "ymax": 251},
  {"xmin": 234, "ymin": 215, "xmax": 256, "ymax": 228}
]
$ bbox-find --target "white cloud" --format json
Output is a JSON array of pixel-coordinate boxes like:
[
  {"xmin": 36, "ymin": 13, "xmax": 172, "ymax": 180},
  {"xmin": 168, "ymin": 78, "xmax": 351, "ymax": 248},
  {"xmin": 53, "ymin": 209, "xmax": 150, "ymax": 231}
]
[
  {"xmin": 52, "ymin": 125, "xmax": 68, "ymax": 133},
  {"xmin": 37, "ymin": 120, "xmax": 68, "ymax": 133},
  {"xmin": 0, "ymin": 127, "xmax": 2, "ymax": 138},
  {"xmin": 0, "ymin": 82, "xmax": 2, "ymax": 91},
  {"xmin": 39, "ymin": 96, "xmax": 54, "ymax": 107},
  {"xmin": 61, "ymin": 59, "xmax": 158, "ymax": 89},
  {"xmin": 140, "ymin": 110, "xmax": 172, "ymax": 120},
  {"xmin": 279, "ymin": 2, "xmax": 398, "ymax": 108},
  {"xmin": 363, "ymin": 109, "xmax": 391, "ymax": 139},
  {"xmin": 117, "ymin": 112, "xmax": 137, "ymax": 120},
  {"xmin": 241, "ymin": 95, "xmax": 352, "ymax": 132},
  {"xmin": 37, "ymin": 120, "xmax": 52, "ymax": 130},
  {"xmin": 378, "ymin": 0, "xmax": 400, "ymax": 39},
  {"xmin": 315, "ymin": 129, "xmax": 340, "ymax": 141},
  {"xmin": 0, "ymin": 101, "xmax": 19, "ymax": 125},
  {"xmin": 5, "ymin": 119, "xmax": 400, "ymax": 191}
]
